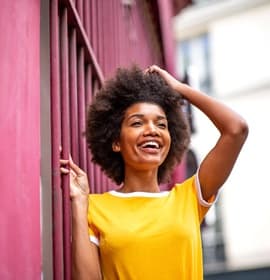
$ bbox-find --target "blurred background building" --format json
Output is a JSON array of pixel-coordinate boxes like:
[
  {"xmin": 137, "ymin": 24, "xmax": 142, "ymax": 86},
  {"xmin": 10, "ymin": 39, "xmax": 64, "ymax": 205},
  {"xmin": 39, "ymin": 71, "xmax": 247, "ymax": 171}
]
[{"xmin": 174, "ymin": 0, "xmax": 270, "ymax": 278}]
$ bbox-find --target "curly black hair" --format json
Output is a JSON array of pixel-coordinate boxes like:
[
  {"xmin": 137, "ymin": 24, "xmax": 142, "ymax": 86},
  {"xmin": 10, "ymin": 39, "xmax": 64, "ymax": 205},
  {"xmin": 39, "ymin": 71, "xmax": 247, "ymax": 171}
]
[{"xmin": 86, "ymin": 66, "xmax": 190, "ymax": 185}]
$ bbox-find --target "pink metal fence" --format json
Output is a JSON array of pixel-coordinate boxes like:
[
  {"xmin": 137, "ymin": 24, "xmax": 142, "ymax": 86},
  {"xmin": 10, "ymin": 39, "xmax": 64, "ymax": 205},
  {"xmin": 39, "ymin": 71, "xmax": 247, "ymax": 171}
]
[{"xmin": 50, "ymin": 0, "xmax": 175, "ymax": 278}]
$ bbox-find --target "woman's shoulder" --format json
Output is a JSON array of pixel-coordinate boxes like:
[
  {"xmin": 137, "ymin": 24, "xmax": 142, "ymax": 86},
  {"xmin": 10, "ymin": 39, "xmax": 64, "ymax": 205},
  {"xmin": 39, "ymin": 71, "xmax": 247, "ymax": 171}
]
[
  {"xmin": 171, "ymin": 175, "xmax": 196, "ymax": 191},
  {"xmin": 89, "ymin": 192, "xmax": 109, "ymax": 201}
]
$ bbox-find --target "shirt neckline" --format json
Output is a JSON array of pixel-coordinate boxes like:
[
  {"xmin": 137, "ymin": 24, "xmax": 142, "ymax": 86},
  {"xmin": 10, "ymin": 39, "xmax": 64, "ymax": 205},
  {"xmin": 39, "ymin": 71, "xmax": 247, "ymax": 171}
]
[{"xmin": 108, "ymin": 190, "xmax": 170, "ymax": 198}]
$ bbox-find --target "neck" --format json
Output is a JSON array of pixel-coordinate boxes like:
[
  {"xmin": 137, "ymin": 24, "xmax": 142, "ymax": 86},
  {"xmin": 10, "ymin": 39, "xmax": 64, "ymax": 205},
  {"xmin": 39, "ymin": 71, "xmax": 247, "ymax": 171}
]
[{"xmin": 120, "ymin": 169, "xmax": 160, "ymax": 193}]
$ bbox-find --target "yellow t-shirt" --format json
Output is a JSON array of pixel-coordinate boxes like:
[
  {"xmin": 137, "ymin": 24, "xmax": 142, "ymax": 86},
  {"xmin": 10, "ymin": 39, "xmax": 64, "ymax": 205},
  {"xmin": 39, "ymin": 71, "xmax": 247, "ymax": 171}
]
[{"xmin": 88, "ymin": 174, "xmax": 216, "ymax": 279}]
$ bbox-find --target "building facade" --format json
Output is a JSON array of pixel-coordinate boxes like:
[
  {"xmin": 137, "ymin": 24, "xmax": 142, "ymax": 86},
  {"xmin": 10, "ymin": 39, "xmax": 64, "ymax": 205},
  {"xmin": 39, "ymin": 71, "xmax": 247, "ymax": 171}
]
[{"xmin": 174, "ymin": 0, "xmax": 270, "ymax": 278}]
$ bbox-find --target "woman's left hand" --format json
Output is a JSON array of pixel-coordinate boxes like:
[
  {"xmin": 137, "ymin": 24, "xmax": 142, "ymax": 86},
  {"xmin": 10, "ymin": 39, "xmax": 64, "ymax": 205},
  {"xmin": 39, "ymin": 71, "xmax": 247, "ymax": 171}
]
[{"xmin": 145, "ymin": 65, "xmax": 182, "ymax": 92}]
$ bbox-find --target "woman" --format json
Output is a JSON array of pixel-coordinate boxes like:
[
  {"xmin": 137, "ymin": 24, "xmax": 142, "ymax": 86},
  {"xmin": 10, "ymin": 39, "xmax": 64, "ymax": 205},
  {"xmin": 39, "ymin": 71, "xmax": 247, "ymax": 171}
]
[{"xmin": 61, "ymin": 65, "xmax": 248, "ymax": 280}]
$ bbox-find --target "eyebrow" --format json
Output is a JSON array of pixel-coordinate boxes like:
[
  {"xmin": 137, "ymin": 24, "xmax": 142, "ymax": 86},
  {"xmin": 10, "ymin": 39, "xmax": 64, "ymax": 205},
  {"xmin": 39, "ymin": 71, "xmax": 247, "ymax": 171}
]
[{"xmin": 126, "ymin": 113, "xmax": 167, "ymax": 121}]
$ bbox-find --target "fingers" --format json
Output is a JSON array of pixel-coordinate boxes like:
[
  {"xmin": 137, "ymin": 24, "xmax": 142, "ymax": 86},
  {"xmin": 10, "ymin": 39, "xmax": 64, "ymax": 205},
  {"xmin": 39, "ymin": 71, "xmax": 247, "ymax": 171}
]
[
  {"xmin": 60, "ymin": 157, "xmax": 84, "ymax": 175},
  {"xmin": 60, "ymin": 158, "xmax": 69, "ymax": 175},
  {"xmin": 69, "ymin": 158, "xmax": 85, "ymax": 177},
  {"xmin": 60, "ymin": 159, "xmax": 69, "ymax": 164},
  {"xmin": 148, "ymin": 65, "xmax": 160, "ymax": 72},
  {"xmin": 144, "ymin": 65, "xmax": 163, "ymax": 74},
  {"xmin": 60, "ymin": 151, "xmax": 86, "ymax": 180},
  {"xmin": 60, "ymin": 167, "xmax": 69, "ymax": 174}
]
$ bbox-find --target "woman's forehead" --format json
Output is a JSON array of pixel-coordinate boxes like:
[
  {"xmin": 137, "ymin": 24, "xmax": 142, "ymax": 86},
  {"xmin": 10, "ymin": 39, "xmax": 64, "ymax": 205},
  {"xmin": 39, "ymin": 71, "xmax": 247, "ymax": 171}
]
[{"xmin": 125, "ymin": 102, "xmax": 166, "ymax": 117}]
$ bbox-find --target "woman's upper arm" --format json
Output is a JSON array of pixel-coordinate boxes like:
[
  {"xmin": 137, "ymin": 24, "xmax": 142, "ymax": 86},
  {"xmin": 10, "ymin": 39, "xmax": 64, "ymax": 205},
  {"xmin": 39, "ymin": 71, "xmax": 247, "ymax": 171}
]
[{"xmin": 198, "ymin": 118, "xmax": 248, "ymax": 201}]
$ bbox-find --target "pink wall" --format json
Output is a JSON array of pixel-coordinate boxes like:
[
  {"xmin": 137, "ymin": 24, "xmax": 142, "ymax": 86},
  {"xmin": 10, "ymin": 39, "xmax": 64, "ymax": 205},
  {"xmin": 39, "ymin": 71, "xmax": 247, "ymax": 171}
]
[{"xmin": 0, "ymin": 1, "xmax": 41, "ymax": 279}]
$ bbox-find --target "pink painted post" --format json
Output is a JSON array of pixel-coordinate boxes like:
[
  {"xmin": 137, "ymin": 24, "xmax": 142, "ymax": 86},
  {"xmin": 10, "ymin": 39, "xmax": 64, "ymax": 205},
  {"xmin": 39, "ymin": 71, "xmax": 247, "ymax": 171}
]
[
  {"xmin": 69, "ymin": 29, "xmax": 79, "ymax": 164},
  {"xmin": 92, "ymin": 80, "xmax": 102, "ymax": 193},
  {"xmin": 84, "ymin": 0, "xmax": 90, "ymax": 39},
  {"xmin": 157, "ymin": 0, "xmax": 176, "ymax": 75},
  {"xmin": 97, "ymin": 0, "xmax": 103, "ymax": 70},
  {"xmin": 50, "ymin": 0, "xmax": 64, "ymax": 278},
  {"xmin": 76, "ymin": 0, "xmax": 83, "ymax": 21},
  {"xmin": 0, "ymin": 0, "xmax": 41, "ymax": 278},
  {"xmin": 60, "ymin": 7, "xmax": 72, "ymax": 280},
  {"xmin": 77, "ymin": 48, "xmax": 87, "ymax": 172},
  {"xmin": 85, "ymin": 65, "xmax": 93, "ymax": 185},
  {"xmin": 90, "ymin": 0, "xmax": 98, "ymax": 54}
]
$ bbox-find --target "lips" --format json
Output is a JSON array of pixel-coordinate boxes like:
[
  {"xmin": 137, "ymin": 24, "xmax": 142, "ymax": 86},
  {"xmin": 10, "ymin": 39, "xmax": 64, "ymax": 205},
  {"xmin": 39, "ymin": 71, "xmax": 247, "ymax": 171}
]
[
  {"xmin": 138, "ymin": 140, "xmax": 162, "ymax": 154},
  {"xmin": 140, "ymin": 141, "xmax": 160, "ymax": 149},
  {"xmin": 139, "ymin": 140, "xmax": 161, "ymax": 149}
]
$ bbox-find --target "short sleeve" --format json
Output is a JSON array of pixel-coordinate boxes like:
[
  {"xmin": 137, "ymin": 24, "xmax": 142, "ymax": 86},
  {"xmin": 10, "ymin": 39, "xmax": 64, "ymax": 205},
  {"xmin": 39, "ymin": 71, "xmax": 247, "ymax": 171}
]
[
  {"xmin": 88, "ymin": 224, "xmax": 100, "ymax": 246},
  {"xmin": 88, "ymin": 196, "xmax": 100, "ymax": 246},
  {"xmin": 194, "ymin": 171, "xmax": 219, "ymax": 222}
]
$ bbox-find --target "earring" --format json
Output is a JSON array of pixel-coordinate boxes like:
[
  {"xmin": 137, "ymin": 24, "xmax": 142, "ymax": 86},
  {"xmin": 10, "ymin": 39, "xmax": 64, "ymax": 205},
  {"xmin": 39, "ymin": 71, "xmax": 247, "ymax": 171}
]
[{"xmin": 112, "ymin": 143, "xmax": 120, "ymax": 152}]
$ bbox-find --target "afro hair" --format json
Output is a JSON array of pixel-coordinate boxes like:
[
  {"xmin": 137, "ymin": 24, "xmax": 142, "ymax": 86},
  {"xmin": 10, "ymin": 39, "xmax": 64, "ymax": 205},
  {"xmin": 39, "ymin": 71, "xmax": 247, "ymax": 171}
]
[{"xmin": 86, "ymin": 66, "xmax": 190, "ymax": 185}]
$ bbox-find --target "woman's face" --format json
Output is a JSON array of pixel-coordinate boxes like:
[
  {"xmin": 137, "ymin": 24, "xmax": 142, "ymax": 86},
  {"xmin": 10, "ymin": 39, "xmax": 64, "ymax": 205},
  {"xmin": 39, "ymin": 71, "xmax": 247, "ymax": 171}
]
[{"xmin": 113, "ymin": 102, "xmax": 171, "ymax": 171}]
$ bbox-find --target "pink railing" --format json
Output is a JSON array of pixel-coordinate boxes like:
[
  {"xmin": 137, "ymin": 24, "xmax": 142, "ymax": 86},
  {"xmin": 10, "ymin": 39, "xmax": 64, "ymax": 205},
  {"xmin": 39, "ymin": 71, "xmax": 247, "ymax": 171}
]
[{"xmin": 50, "ymin": 0, "xmax": 167, "ymax": 278}]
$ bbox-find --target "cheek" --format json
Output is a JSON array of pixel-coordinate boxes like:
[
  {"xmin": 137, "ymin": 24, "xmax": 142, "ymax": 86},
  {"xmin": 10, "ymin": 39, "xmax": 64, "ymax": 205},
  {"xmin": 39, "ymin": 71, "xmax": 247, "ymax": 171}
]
[
  {"xmin": 166, "ymin": 132, "xmax": 171, "ymax": 147},
  {"xmin": 119, "ymin": 133, "xmax": 135, "ymax": 153},
  {"xmin": 167, "ymin": 133, "xmax": 172, "ymax": 151},
  {"xmin": 167, "ymin": 139, "xmax": 171, "ymax": 151},
  {"xmin": 162, "ymin": 133, "xmax": 171, "ymax": 157},
  {"xmin": 166, "ymin": 141, "xmax": 171, "ymax": 156}
]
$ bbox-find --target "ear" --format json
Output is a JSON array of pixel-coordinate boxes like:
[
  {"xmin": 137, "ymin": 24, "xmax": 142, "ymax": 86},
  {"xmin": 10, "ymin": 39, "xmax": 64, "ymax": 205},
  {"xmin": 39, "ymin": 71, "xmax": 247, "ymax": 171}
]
[{"xmin": 112, "ymin": 141, "xmax": 121, "ymax": 152}]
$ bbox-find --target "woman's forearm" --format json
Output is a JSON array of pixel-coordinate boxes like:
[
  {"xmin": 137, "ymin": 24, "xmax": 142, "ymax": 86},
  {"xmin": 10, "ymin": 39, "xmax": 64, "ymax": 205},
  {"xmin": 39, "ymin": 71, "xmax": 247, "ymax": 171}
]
[
  {"xmin": 175, "ymin": 83, "xmax": 248, "ymax": 137},
  {"xmin": 72, "ymin": 198, "xmax": 101, "ymax": 280},
  {"xmin": 175, "ymin": 82, "xmax": 249, "ymax": 199}
]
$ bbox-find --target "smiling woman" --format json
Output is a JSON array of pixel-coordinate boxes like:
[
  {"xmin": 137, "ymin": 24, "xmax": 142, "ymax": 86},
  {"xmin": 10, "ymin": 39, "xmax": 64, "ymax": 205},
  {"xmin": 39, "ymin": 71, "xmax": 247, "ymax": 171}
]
[{"xmin": 60, "ymin": 65, "xmax": 248, "ymax": 280}]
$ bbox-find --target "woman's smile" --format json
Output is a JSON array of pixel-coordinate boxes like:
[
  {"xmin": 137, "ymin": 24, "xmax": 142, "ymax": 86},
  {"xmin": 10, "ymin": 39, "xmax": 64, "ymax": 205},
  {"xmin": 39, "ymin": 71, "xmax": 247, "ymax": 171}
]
[{"xmin": 138, "ymin": 140, "xmax": 162, "ymax": 155}]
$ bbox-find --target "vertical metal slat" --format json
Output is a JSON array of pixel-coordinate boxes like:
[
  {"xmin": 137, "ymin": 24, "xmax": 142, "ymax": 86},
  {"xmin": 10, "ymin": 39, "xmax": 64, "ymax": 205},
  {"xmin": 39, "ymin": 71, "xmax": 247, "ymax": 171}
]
[
  {"xmin": 85, "ymin": 64, "xmax": 95, "ymax": 192},
  {"xmin": 69, "ymin": 29, "xmax": 79, "ymax": 164},
  {"xmin": 60, "ymin": 7, "xmax": 72, "ymax": 280},
  {"xmin": 76, "ymin": 0, "xmax": 83, "ymax": 23},
  {"xmin": 90, "ymin": 0, "xmax": 98, "ymax": 54},
  {"xmin": 91, "ymin": 79, "xmax": 100, "ymax": 193},
  {"xmin": 77, "ymin": 47, "xmax": 87, "ymax": 171},
  {"xmin": 84, "ymin": 0, "xmax": 90, "ymax": 39},
  {"xmin": 50, "ymin": 0, "xmax": 64, "ymax": 279}
]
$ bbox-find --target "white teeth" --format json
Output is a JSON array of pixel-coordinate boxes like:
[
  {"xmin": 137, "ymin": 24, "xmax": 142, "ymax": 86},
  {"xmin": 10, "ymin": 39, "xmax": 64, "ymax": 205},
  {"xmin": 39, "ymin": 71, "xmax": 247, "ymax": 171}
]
[{"xmin": 141, "ymin": 141, "xmax": 159, "ymax": 148}]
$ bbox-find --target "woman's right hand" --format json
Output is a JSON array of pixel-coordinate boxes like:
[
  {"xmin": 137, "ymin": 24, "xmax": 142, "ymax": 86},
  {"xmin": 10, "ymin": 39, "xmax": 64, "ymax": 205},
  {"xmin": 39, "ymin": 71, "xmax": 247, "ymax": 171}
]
[
  {"xmin": 60, "ymin": 157, "xmax": 90, "ymax": 200},
  {"xmin": 61, "ymin": 157, "xmax": 102, "ymax": 280}
]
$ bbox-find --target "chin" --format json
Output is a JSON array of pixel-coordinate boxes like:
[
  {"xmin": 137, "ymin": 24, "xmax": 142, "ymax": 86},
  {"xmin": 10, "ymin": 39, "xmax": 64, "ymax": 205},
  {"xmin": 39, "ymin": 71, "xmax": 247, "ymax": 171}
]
[{"xmin": 137, "ymin": 158, "xmax": 164, "ymax": 168}]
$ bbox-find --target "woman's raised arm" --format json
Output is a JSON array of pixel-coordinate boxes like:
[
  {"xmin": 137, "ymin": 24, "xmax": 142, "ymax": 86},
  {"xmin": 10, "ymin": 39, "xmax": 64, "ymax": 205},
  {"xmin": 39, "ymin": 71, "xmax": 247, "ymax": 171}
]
[{"xmin": 147, "ymin": 65, "xmax": 249, "ymax": 200}]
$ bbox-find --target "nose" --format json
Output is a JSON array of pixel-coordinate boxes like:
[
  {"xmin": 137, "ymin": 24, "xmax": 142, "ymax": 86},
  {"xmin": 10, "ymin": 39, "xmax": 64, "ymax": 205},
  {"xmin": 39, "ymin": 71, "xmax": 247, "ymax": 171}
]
[{"xmin": 143, "ymin": 122, "xmax": 159, "ymax": 136}]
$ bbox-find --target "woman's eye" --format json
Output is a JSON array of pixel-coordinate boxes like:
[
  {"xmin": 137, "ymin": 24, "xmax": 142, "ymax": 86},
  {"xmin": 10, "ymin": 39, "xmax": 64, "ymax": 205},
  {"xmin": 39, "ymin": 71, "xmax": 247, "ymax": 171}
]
[
  {"xmin": 131, "ymin": 121, "xmax": 142, "ymax": 127},
  {"xmin": 157, "ymin": 123, "xmax": 167, "ymax": 129}
]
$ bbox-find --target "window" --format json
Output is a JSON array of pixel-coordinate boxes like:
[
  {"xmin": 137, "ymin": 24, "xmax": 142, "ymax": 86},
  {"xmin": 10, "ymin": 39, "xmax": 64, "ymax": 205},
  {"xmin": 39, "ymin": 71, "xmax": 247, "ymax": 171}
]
[{"xmin": 176, "ymin": 33, "xmax": 212, "ymax": 94}]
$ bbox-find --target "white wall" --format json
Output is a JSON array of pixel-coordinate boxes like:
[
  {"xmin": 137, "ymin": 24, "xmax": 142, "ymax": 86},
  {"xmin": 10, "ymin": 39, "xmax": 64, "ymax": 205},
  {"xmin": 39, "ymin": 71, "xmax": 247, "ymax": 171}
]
[
  {"xmin": 192, "ymin": 89, "xmax": 270, "ymax": 270},
  {"xmin": 210, "ymin": 4, "xmax": 270, "ymax": 97},
  {"xmin": 175, "ymin": 0, "xmax": 270, "ymax": 270},
  {"xmin": 221, "ymin": 89, "xmax": 270, "ymax": 269}
]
